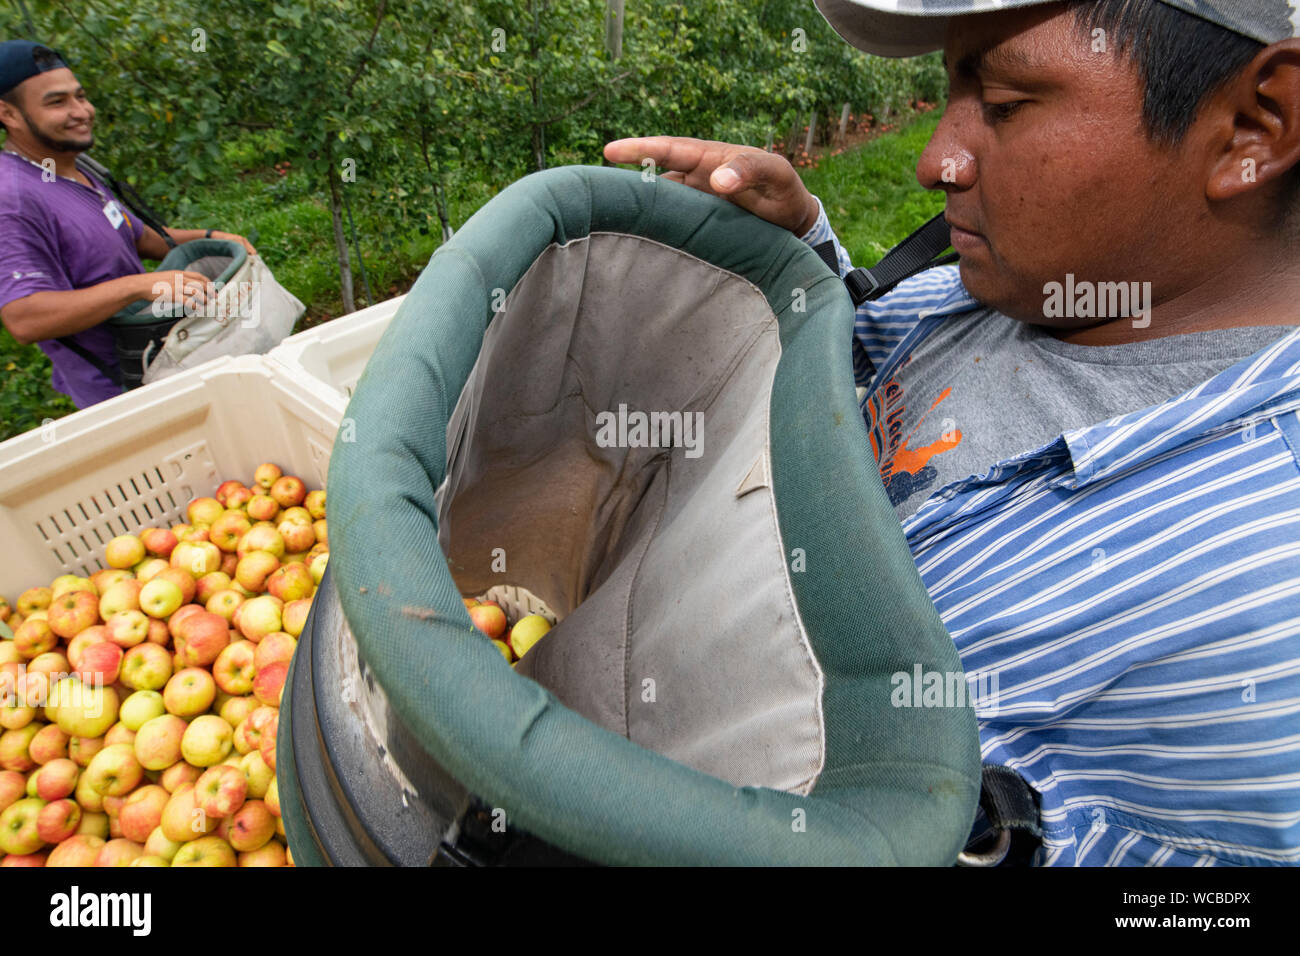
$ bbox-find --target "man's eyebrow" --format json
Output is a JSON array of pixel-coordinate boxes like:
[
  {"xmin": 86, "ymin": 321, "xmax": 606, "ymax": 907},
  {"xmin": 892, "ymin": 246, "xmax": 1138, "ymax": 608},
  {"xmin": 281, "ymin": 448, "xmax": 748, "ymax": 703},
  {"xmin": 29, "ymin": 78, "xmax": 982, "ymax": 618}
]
[
  {"xmin": 40, "ymin": 87, "xmax": 82, "ymax": 101},
  {"xmin": 945, "ymin": 42, "xmax": 1040, "ymax": 80}
]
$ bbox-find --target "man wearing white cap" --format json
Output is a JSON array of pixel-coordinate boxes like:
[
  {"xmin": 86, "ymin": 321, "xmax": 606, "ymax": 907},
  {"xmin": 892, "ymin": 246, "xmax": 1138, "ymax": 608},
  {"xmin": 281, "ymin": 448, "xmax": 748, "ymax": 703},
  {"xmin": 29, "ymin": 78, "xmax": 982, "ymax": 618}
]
[{"xmin": 608, "ymin": 0, "xmax": 1300, "ymax": 866}]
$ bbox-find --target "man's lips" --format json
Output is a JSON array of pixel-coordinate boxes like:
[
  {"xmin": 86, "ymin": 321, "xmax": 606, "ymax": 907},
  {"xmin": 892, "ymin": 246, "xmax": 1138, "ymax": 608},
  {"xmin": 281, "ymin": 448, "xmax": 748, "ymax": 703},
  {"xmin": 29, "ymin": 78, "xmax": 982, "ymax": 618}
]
[{"xmin": 945, "ymin": 216, "xmax": 986, "ymax": 253}]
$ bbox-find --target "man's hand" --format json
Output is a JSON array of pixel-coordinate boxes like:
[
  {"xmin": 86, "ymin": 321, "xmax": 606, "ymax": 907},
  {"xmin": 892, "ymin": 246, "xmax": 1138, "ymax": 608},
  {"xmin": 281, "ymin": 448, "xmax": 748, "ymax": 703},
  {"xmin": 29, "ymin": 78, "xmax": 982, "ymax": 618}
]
[
  {"xmin": 147, "ymin": 269, "xmax": 216, "ymax": 313},
  {"xmin": 0, "ymin": 269, "xmax": 213, "ymax": 346},
  {"xmin": 140, "ymin": 227, "xmax": 259, "ymax": 259},
  {"xmin": 603, "ymin": 137, "xmax": 822, "ymax": 236},
  {"xmin": 207, "ymin": 231, "xmax": 257, "ymax": 256}
]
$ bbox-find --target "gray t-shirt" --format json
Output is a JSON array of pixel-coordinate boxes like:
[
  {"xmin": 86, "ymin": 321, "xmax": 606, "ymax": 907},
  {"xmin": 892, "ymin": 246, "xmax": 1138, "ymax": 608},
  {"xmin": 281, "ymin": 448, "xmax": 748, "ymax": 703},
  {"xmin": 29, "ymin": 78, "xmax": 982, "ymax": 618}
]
[{"xmin": 872, "ymin": 309, "xmax": 1298, "ymax": 521}]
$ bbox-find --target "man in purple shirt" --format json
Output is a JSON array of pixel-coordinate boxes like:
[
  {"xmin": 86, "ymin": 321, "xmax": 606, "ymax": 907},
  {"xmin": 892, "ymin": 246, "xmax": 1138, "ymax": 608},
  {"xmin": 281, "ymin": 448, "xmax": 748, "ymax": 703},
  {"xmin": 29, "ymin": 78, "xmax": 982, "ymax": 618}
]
[{"xmin": 0, "ymin": 41, "xmax": 256, "ymax": 408}]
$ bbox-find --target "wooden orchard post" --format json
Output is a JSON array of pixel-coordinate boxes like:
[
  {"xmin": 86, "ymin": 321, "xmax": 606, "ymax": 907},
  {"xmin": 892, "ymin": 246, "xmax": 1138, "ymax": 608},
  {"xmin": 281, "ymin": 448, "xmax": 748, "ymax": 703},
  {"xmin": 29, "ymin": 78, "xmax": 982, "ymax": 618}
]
[{"xmin": 605, "ymin": 0, "xmax": 624, "ymax": 60}]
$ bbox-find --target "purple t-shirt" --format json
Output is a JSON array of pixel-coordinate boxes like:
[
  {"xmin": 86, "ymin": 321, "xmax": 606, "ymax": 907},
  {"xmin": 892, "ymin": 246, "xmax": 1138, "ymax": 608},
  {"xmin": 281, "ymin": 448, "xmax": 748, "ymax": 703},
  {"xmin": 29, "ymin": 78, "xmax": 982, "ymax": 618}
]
[{"xmin": 0, "ymin": 150, "xmax": 146, "ymax": 408}]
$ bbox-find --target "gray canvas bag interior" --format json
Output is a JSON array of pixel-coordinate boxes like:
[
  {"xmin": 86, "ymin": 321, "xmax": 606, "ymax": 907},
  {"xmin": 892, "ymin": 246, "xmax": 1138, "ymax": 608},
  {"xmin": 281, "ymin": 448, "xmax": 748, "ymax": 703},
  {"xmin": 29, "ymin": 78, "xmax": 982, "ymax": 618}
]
[{"xmin": 436, "ymin": 233, "xmax": 823, "ymax": 793}]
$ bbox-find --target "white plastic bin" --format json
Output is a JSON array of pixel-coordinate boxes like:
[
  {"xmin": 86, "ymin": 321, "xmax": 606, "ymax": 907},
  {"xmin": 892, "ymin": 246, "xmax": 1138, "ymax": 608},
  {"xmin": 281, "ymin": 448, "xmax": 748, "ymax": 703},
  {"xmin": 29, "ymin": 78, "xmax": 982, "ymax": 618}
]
[
  {"xmin": 267, "ymin": 295, "xmax": 405, "ymax": 404},
  {"xmin": 0, "ymin": 354, "xmax": 343, "ymax": 595}
]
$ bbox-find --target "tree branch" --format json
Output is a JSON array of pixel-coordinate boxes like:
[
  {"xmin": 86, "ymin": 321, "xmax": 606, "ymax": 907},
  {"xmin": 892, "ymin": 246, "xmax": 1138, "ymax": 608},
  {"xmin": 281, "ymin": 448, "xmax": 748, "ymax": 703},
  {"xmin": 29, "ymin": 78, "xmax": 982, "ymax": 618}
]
[
  {"xmin": 539, "ymin": 70, "xmax": 631, "ymax": 125},
  {"xmin": 56, "ymin": 0, "xmax": 171, "ymax": 101},
  {"xmin": 344, "ymin": 0, "xmax": 389, "ymax": 100}
]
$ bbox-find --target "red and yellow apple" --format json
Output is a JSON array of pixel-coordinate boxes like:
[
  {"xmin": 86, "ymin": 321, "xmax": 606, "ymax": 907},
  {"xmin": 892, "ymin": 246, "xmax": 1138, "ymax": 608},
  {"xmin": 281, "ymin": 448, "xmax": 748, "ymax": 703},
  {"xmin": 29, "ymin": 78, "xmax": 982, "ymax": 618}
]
[
  {"xmin": 212, "ymin": 641, "xmax": 257, "ymax": 696},
  {"xmin": 36, "ymin": 797, "xmax": 81, "ymax": 843},
  {"xmin": 234, "ymin": 551, "xmax": 280, "ymax": 594},
  {"xmin": 47, "ymin": 589, "xmax": 100, "ymax": 640},
  {"xmin": 181, "ymin": 715, "xmax": 234, "ymax": 767},
  {"xmin": 105, "ymin": 534, "xmax": 147, "ymax": 569},
  {"xmin": 138, "ymin": 578, "xmax": 184, "ymax": 620},
  {"xmin": 46, "ymin": 833, "xmax": 105, "ymax": 866},
  {"xmin": 120, "ymin": 642, "xmax": 173, "ymax": 692},
  {"xmin": 195, "ymin": 764, "xmax": 247, "ymax": 819},
  {"xmin": 187, "ymin": 497, "xmax": 225, "ymax": 526},
  {"xmin": 162, "ymin": 668, "xmax": 215, "ymax": 719},
  {"xmin": 98, "ymin": 579, "xmax": 143, "ymax": 620},
  {"xmin": 139, "ymin": 528, "xmax": 178, "ymax": 559}
]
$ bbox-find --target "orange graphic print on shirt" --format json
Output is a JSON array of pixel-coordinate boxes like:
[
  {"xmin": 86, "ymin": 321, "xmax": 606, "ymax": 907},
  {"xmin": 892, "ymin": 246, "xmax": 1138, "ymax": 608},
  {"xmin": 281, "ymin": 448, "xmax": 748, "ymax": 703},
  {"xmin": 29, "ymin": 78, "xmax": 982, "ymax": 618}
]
[{"xmin": 863, "ymin": 371, "xmax": 963, "ymax": 508}]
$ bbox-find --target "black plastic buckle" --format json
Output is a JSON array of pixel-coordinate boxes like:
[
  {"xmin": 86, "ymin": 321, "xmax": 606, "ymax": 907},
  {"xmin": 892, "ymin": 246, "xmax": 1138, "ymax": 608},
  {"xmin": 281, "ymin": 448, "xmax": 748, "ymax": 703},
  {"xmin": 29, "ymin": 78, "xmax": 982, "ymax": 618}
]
[
  {"xmin": 844, "ymin": 267, "xmax": 884, "ymax": 306},
  {"xmin": 433, "ymin": 797, "xmax": 595, "ymax": 867}
]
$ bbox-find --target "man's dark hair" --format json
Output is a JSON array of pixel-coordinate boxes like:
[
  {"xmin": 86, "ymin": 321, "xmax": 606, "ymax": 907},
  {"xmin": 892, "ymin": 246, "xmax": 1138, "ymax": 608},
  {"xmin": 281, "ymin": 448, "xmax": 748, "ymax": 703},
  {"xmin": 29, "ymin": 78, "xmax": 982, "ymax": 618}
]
[
  {"xmin": 1069, "ymin": 0, "xmax": 1299, "ymax": 230},
  {"xmin": 1070, "ymin": 0, "xmax": 1263, "ymax": 145}
]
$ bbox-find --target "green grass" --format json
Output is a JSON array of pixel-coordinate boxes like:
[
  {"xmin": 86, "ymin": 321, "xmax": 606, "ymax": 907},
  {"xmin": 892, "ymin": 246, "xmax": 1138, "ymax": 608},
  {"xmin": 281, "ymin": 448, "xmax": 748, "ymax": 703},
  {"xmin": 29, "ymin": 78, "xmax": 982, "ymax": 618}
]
[
  {"xmin": 0, "ymin": 337, "xmax": 76, "ymax": 440},
  {"xmin": 0, "ymin": 109, "xmax": 943, "ymax": 442}
]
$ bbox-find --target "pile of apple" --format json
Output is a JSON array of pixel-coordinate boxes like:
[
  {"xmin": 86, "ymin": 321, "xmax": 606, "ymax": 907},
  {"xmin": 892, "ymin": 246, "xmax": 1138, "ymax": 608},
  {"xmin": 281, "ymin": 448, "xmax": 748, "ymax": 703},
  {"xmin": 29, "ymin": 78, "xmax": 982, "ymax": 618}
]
[
  {"xmin": 0, "ymin": 462, "xmax": 326, "ymax": 867},
  {"xmin": 464, "ymin": 599, "xmax": 552, "ymax": 666}
]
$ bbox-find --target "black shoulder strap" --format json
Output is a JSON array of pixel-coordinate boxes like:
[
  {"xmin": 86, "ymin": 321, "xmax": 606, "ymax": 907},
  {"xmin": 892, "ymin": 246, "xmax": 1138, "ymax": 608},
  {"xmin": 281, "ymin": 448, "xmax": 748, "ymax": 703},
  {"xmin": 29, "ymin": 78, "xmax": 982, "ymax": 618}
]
[
  {"xmin": 813, "ymin": 211, "xmax": 957, "ymax": 306},
  {"xmin": 55, "ymin": 334, "xmax": 123, "ymax": 388},
  {"xmin": 76, "ymin": 154, "xmax": 176, "ymax": 250}
]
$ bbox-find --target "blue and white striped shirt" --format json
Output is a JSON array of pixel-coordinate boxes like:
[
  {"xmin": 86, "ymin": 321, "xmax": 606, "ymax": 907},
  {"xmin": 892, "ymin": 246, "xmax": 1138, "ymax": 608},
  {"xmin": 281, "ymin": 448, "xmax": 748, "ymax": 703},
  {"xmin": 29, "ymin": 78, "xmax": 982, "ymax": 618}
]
[{"xmin": 803, "ymin": 198, "xmax": 1300, "ymax": 866}]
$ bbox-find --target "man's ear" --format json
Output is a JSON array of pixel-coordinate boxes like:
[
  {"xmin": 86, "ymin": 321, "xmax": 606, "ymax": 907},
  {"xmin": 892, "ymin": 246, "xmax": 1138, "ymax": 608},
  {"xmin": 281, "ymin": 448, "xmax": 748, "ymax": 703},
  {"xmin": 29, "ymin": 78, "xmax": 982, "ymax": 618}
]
[
  {"xmin": 0, "ymin": 97, "xmax": 20, "ymax": 133},
  {"xmin": 1205, "ymin": 38, "xmax": 1300, "ymax": 204}
]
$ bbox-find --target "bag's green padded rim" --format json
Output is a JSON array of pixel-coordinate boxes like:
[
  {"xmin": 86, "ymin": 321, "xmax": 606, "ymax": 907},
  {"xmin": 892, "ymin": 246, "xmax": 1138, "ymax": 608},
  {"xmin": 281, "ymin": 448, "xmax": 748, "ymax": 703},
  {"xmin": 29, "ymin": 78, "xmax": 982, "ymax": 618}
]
[
  {"xmin": 327, "ymin": 165, "xmax": 980, "ymax": 865},
  {"xmin": 111, "ymin": 238, "xmax": 248, "ymax": 324}
]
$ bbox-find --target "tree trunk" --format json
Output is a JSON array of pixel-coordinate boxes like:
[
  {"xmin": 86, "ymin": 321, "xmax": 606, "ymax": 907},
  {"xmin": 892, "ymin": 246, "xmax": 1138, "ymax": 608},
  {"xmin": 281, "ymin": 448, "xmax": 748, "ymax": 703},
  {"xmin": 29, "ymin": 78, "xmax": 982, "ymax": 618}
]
[
  {"xmin": 419, "ymin": 125, "xmax": 456, "ymax": 242},
  {"xmin": 531, "ymin": 99, "xmax": 545, "ymax": 172},
  {"xmin": 341, "ymin": 187, "xmax": 373, "ymax": 308},
  {"xmin": 605, "ymin": 0, "xmax": 624, "ymax": 60},
  {"xmin": 804, "ymin": 109, "xmax": 817, "ymax": 155},
  {"xmin": 600, "ymin": 0, "xmax": 625, "ymax": 165},
  {"xmin": 326, "ymin": 165, "xmax": 356, "ymax": 315},
  {"xmin": 785, "ymin": 109, "xmax": 801, "ymax": 160},
  {"xmin": 764, "ymin": 129, "xmax": 773, "ymax": 152},
  {"xmin": 14, "ymin": 0, "xmax": 38, "ymax": 37},
  {"xmin": 838, "ymin": 102, "xmax": 851, "ymax": 145},
  {"xmin": 434, "ymin": 182, "xmax": 454, "ymax": 242},
  {"xmin": 530, "ymin": 1, "xmax": 546, "ymax": 172}
]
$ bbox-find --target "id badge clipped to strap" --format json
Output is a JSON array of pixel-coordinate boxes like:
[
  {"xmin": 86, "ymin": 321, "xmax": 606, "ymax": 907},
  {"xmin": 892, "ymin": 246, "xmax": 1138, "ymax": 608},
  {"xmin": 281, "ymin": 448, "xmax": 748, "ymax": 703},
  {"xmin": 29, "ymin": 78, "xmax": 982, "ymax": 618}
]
[{"xmin": 102, "ymin": 199, "xmax": 124, "ymax": 230}]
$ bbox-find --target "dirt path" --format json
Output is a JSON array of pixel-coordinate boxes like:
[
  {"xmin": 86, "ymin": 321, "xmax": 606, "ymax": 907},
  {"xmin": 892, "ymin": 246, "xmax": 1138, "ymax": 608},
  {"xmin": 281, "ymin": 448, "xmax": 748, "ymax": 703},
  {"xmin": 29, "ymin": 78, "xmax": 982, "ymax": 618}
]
[{"xmin": 775, "ymin": 99, "xmax": 940, "ymax": 169}]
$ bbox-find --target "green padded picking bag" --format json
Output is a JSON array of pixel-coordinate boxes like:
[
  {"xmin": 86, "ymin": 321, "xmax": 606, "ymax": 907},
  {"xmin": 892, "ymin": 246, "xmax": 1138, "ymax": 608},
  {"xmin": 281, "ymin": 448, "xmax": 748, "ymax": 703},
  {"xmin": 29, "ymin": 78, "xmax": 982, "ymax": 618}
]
[{"xmin": 282, "ymin": 164, "xmax": 981, "ymax": 866}]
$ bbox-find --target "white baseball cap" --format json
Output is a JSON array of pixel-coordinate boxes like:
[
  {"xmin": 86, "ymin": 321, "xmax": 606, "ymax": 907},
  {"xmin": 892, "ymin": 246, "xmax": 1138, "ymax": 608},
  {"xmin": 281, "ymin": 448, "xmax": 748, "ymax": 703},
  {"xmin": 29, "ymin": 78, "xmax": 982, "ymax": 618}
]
[{"xmin": 812, "ymin": 0, "xmax": 1300, "ymax": 57}]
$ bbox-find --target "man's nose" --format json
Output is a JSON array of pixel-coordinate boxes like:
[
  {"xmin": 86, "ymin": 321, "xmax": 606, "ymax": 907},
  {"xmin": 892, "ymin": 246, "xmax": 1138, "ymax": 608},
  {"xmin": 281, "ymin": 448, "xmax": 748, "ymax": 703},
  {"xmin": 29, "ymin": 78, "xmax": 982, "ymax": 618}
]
[{"xmin": 916, "ymin": 103, "xmax": 977, "ymax": 191}]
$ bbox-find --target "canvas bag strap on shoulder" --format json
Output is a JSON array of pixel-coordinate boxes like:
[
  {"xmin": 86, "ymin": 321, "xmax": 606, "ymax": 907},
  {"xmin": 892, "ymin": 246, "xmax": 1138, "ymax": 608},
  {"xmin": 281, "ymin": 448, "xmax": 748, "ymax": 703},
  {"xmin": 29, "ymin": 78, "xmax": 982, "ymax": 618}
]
[
  {"xmin": 54, "ymin": 333, "xmax": 123, "ymax": 388},
  {"xmin": 812, "ymin": 212, "xmax": 958, "ymax": 382},
  {"xmin": 812, "ymin": 211, "xmax": 957, "ymax": 305},
  {"xmin": 75, "ymin": 154, "xmax": 177, "ymax": 250}
]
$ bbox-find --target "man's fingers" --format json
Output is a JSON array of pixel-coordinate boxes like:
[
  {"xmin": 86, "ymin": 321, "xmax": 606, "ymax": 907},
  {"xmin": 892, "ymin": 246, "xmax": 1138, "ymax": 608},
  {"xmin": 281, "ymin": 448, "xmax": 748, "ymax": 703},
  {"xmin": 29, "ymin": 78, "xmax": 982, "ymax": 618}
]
[
  {"xmin": 602, "ymin": 138, "xmax": 638, "ymax": 164},
  {"xmin": 175, "ymin": 271, "xmax": 213, "ymax": 307},
  {"xmin": 604, "ymin": 136, "xmax": 677, "ymax": 165},
  {"xmin": 603, "ymin": 137, "xmax": 809, "ymax": 233},
  {"xmin": 604, "ymin": 135, "xmax": 710, "ymax": 172},
  {"xmin": 229, "ymin": 233, "xmax": 258, "ymax": 256}
]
